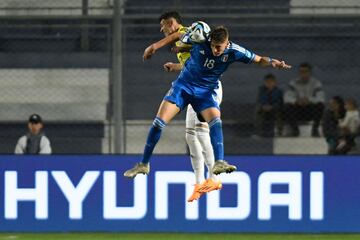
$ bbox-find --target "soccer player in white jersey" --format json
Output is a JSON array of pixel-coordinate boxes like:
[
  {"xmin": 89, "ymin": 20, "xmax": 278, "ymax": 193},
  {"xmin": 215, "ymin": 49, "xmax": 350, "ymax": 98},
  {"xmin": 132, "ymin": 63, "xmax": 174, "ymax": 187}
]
[
  {"xmin": 124, "ymin": 24, "xmax": 291, "ymax": 196},
  {"xmin": 141, "ymin": 12, "xmax": 222, "ymax": 202}
]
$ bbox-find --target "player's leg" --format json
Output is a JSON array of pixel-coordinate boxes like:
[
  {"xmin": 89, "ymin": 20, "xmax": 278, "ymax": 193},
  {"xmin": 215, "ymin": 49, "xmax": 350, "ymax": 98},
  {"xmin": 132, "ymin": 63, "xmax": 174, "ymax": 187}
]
[
  {"xmin": 195, "ymin": 124, "xmax": 222, "ymax": 193},
  {"xmin": 185, "ymin": 105, "xmax": 206, "ymax": 202},
  {"xmin": 124, "ymin": 83, "xmax": 189, "ymax": 178},
  {"xmin": 195, "ymin": 123, "xmax": 214, "ymax": 179},
  {"xmin": 195, "ymin": 81, "xmax": 223, "ymax": 180},
  {"xmin": 200, "ymin": 107, "xmax": 237, "ymax": 175},
  {"xmin": 195, "ymin": 83, "xmax": 223, "ymax": 191},
  {"xmin": 186, "ymin": 105, "xmax": 205, "ymax": 184},
  {"xmin": 124, "ymin": 100, "xmax": 180, "ymax": 178},
  {"xmin": 142, "ymin": 100, "xmax": 180, "ymax": 162}
]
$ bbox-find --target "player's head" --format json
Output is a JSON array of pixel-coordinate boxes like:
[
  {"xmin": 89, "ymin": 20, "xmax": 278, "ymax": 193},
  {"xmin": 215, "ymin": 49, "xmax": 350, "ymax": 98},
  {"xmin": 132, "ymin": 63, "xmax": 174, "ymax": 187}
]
[
  {"xmin": 209, "ymin": 26, "xmax": 229, "ymax": 56},
  {"xmin": 299, "ymin": 62, "xmax": 312, "ymax": 81},
  {"xmin": 264, "ymin": 73, "xmax": 277, "ymax": 90},
  {"xmin": 28, "ymin": 113, "xmax": 43, "ymax": 135},
  {"xmin": 158, "ymin": 11, "xmax": 182, "ymax": 36}
]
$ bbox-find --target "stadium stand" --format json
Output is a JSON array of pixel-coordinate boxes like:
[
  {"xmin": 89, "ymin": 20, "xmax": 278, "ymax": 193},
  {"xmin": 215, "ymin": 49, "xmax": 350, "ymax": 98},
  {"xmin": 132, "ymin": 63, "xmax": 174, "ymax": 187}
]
[
  {"xmin": 0, "ymin": 0, "xmax": 113, "ymax": 16},
  {"xmin": 121, "ymin": 0, "xmax": 360, "ymax": 154},
  {"xmin": 0, "ymin": 17, "xmax": 111, "ymax": 153},
  {"xmin": 124, "ymin": 0, "xmax": 290, "ymax": 15},
  {"xmin": 290, "ymin": 0, "xmax": 360, "ymax": 15},
  {"xmin": 0, "ymin": 0, "xmax": 359, "ymax": 154}
]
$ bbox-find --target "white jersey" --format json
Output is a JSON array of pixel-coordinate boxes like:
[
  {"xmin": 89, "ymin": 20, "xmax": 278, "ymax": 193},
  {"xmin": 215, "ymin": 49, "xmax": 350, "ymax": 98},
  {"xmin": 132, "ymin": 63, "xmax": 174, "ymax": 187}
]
[{"xmin": 186, "ymin": 81, "xmax": 223, "ymax": 129}]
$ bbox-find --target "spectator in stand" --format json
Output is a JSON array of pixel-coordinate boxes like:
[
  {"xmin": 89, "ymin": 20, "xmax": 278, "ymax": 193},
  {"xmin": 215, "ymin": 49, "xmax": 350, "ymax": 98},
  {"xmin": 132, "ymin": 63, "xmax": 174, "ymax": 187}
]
[
  {"xmin": 255, "ymin": 73, "xmax": 283, "ymax": 137},
  {"xmin": 336, "ymin": 98, "xmax": 360, "ymax": 154},
  {"xmin": 14, "ymin": 114, "xmax": 52, "ymax": 154},
  {"xmin": 284, "ymin": 62, "xmax": 325, "ymax": 137},
  {"xmin": 322, "ymin": 96, "xmax": 346, "ymax": 154}
]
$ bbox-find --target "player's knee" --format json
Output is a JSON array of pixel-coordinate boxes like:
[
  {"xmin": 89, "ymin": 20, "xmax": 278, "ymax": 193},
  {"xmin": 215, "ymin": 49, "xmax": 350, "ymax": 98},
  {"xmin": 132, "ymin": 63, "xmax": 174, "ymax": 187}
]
[
  {"xmin": 185, "ymin": 128, "xmax": 196, "ymax": 143},
  {"xmin": 152, "ymin": 117, "xmax": 166, "ymax": 130},
  {"xmin": 195, "ymin": 123, "xmax": 209, "ymax": 134},
  {"xmin": 208, "ymin": 117, "xmax": 222, "ymax": 129},
  {"xmin": 196, "ymin": 113, "xmax": 207, "ymax": 123}
]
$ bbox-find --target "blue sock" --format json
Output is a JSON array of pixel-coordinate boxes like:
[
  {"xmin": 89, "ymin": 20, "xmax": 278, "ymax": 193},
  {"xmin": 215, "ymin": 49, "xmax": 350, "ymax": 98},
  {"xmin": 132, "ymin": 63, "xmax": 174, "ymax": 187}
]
[
  {"xmin": 141, "ymin": 117, "xmax": 166, "ymax": 164},
  {"xmin": 209, "ymin": 117, "xmax": 224, "ymax": 161}
]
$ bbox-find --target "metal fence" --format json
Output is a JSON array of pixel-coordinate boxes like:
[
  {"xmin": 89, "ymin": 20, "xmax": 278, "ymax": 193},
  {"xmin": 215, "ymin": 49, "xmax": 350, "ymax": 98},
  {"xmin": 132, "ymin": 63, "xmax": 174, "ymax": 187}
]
[
  {"xmin": 0, "ymin": 20, "xmax": 112, "ymax": 154},
  {"xmin": 1, "ymin": 0, "xmax": 360, "ymax": 155},
  {"xmin": 121, "ymin": 1, "xmax": 360, "ymax": 155}
]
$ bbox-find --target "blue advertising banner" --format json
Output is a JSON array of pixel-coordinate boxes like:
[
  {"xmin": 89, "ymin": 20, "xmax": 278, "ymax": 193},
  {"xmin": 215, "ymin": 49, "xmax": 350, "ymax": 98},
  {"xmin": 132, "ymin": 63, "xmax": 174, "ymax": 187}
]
[{"xmin": 0, "ymin": 155, "xmax": 359, "ymax": 232}]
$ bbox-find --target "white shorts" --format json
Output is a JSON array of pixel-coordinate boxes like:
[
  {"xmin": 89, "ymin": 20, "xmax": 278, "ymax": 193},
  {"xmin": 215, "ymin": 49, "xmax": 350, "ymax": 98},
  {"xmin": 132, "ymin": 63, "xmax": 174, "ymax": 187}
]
[{"xmin": 186, "ymin": 81, "xmax": 223, "ymax": 129}]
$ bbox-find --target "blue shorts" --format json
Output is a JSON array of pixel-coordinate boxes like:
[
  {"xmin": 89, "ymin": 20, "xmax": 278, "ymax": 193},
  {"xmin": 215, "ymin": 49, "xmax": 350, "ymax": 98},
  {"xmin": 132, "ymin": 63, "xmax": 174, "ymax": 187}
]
[{"xmin": 163, "ymin": 79, "xmax": 220, "ymax": 113}]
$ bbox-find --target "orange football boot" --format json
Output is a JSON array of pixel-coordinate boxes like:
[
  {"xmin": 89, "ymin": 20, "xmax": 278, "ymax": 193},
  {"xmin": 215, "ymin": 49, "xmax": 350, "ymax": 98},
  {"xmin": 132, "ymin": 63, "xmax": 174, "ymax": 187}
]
[
  {"xmin": 187, "ymin": 184, "xmax": 204, "ymax": 202},
  {"xmin": 198, "ymin": 178, "xmax": 222, "ymax": 193}
]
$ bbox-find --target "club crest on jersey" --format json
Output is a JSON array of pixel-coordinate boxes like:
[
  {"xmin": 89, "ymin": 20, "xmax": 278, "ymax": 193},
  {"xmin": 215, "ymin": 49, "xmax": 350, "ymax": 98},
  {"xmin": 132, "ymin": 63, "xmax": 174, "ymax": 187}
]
[{"xmin": 221, "ymin": 54, "xmax": 229, "ymax": 62}]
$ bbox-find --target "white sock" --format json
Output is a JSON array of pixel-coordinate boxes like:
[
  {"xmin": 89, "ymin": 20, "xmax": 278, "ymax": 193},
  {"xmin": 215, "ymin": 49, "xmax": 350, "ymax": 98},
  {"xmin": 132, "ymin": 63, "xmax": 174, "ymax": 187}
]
[
  {"xmin": 186, "ymin": 128, "xmax": 205, "ymax": 184},
  {"xmin": 196, "ymin": 126, "xmax": 219, "ymax": 182}
]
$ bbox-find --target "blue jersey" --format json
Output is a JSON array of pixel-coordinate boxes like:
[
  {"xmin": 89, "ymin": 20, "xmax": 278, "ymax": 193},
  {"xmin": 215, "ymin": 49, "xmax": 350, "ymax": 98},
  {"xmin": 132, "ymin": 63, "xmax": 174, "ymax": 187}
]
[
  {"xmin": 178, "ymin": 39, "xmax": 256, "ymax": 89},
  {"xmin": 163, "ymin": 29, "xmax": 257, "ymax": 113}
]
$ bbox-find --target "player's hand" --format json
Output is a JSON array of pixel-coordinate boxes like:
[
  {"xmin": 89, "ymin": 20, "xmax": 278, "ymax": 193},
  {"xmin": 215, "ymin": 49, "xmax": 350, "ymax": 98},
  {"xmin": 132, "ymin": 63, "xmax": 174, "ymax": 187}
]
[
  {"xmin": 271, "ymin": 59, "xmax": 292, "ymax": 69},
  {"xmin": 163, "ymin": 62, "xmax": 177, "ymax": 72},
  {"xmin": 143, "ymin": 44, "xmax": 156, "ymax": 61}
]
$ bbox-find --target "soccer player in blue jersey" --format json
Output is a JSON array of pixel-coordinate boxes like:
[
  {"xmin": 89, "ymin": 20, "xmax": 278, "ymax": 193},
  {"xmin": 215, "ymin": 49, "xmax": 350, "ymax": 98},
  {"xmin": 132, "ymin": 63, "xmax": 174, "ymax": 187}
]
[
  {"xmin": 124, "ymin": 25, "xmax": 291, "ymax": 179},
  {"xmin": 142, "ymin": 13, "xmax": 222, "ymax": 202}
]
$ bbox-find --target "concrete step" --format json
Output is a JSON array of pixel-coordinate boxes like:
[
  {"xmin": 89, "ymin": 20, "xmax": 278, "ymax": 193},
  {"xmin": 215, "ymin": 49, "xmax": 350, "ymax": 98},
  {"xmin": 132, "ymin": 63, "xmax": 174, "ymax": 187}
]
[
  {"xmin": 0, "ymin": 86, "xmax": 108, "ymax": 103},
  {"xmin": 0, "ymin": 102, "xmax": 107, "ymax": 121},
  {"xmin": 274, "ymin": 137, "xmax": 328, "ymax": 154},
  {"xmin": 0, "ymin": 69, "xmax": 109, "ymax": 87}
]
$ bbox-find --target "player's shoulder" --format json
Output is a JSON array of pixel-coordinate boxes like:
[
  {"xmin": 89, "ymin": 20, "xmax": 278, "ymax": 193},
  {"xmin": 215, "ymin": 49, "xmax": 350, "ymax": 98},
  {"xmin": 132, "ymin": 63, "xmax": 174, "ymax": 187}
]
[
  {"xmin": 228, "ymin": 42, "xmax": 248, "ymax": 54},
  {"xmin": 178, "ymin": 25, "xmax": 188, "ymax": 34}
]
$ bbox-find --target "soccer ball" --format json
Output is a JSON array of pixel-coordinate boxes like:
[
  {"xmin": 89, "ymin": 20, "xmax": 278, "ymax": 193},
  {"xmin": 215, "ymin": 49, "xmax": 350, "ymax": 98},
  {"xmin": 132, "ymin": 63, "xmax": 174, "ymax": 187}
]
[{"xmin": 188, "ymin": 21, "xmax": 211, "ymax": 43}]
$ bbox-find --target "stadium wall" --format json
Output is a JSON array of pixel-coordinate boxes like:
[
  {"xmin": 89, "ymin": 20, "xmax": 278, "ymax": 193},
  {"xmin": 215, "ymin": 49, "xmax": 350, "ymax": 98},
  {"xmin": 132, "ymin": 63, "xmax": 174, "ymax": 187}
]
[{"xmin": 0, "ymin": 155, "xmax": 359, "ymax": 233}]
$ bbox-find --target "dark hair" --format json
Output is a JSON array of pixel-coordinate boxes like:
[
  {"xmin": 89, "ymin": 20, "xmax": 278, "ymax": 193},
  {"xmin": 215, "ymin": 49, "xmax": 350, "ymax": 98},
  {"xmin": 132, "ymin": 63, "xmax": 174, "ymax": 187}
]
[
  {"xmin": 332, "ymin": 96, "xmax": 346, "ymax": 119},
  {"xmin": 158, "ymin": 11, "xmax": 182, "ymax": 24},
  {"xmin": 299, "ymin": 62, "xmax": 312, "ymax": 71},
  {"xmin": 264, "ymin": 73, "xmax": 276, "ymax": 81},
  {"xmin": 346, "ymin": 98, "xmax": 358, "ymax": 108},
  {"xmin": 209, "ymin": 26, "xmax": 229, "ymax": 43}
]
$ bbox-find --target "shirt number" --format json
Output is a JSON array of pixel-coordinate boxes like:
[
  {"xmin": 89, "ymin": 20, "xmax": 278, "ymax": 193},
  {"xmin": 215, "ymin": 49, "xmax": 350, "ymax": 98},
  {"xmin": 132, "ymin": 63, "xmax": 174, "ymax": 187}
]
[{"xmin": 204, "ymin": 58, "xmax": 215, "ymax": 69}]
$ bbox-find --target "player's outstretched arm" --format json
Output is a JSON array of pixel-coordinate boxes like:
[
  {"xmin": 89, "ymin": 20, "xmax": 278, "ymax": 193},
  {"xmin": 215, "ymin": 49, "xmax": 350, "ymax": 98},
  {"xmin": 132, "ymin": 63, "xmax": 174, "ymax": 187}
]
[
  {"xmin": 253, "ymin": 55, "xmax": 291, "ymax": 69},
  {"xmin": 143, "ymin": 32, "xmax": 183, "ymax": 61},
  {"xmin": 171, "ymin": 45, "xmax": 192, "ymax": 53}
]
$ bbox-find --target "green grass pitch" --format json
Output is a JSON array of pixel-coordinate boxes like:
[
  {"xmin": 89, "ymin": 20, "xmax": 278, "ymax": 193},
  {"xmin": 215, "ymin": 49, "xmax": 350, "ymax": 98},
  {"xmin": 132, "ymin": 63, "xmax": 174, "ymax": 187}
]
[{"xmin": 1, "ymin": 233, "xmax": 360, "ymax": 240}]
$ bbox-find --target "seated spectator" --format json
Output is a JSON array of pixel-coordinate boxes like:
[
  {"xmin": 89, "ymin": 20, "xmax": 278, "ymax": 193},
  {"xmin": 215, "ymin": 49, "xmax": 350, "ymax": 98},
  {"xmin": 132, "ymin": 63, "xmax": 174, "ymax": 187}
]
[
  {"xmin": 284, "ymin": 62, "xmax": 325, "ymax": 137},
  {"xmin": 15, "ymin": 114, "xmax": 52, "ymax": 154},
  {"xmin": 336, "ymin": 98, "xmax": 360, "ymax": 154},
  {"xmin": 255, "ymin": 73, "xmax": 283, "ymax": 137},
  {"xmin": 322, "ymin": 96, "xmax": 345, "ymax": 154}
]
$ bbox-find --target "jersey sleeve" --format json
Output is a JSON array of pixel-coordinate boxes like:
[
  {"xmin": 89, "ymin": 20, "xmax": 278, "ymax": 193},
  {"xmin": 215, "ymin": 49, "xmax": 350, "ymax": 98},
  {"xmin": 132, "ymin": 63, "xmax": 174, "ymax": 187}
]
[{"xmin": 231, "ymin": 43, "xmax": 256, "ymax": 64}]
